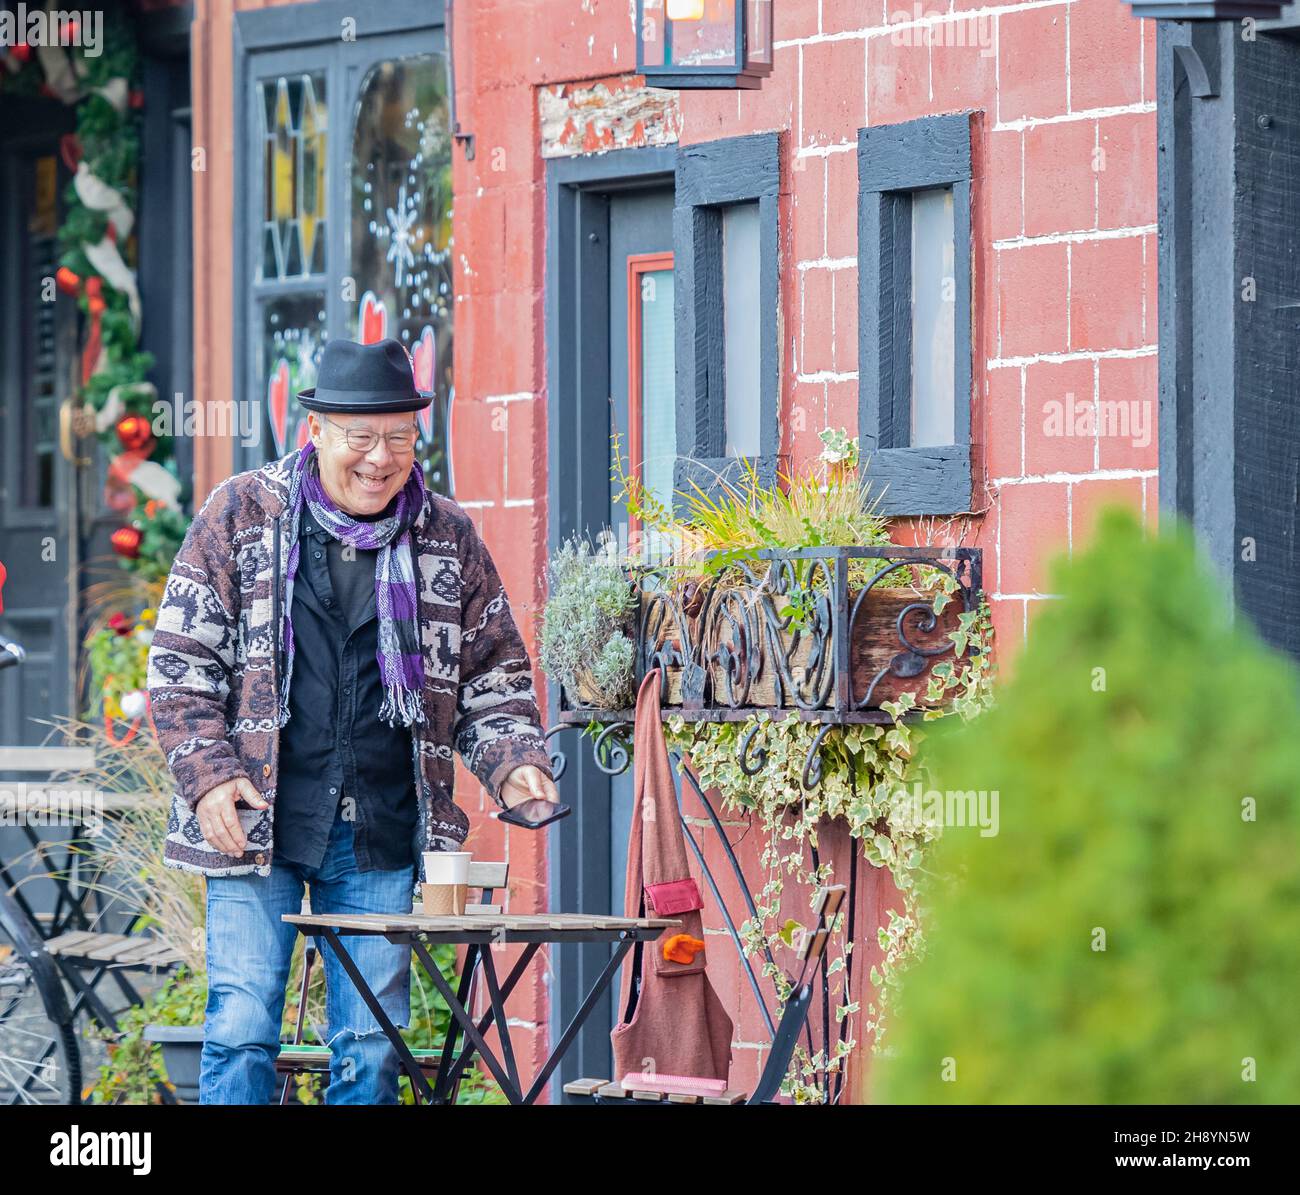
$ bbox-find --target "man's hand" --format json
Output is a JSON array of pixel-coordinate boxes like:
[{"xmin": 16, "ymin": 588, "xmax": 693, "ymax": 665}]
[
  {"xmin": 497, "ymin": 764, "xmax": 559, "ymax": 811},
  {"xmin": 196, "ymin": 776, "xmax": 268, "ymax": 855}
]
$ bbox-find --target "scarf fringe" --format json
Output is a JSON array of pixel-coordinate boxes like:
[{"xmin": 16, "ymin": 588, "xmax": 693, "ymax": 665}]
[{"xmin": 380, "ymin": 685, "xmax": 426, "ymax": 728}]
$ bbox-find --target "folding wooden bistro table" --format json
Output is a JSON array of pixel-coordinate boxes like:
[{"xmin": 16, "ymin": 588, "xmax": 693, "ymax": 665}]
[{"xmin": 281, "ymin": 909, "xmax": 680, "ymax": 1105}]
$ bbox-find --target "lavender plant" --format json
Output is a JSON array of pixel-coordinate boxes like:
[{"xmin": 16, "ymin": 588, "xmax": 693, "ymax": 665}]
[{"xmin": 539, "ymin": 532, "xmax": 637, "ymax": 709}]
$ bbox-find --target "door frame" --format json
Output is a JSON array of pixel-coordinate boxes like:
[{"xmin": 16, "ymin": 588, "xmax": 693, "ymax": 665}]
[{"xmin": 543, "ymin": 145, "xmax": 675, "ymax": 1096}]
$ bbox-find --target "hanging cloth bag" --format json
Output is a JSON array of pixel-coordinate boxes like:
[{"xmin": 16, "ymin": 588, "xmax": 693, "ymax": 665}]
[{"xmin": 610, "ymin": 667, "xmax": 733, "ymax": 1085}]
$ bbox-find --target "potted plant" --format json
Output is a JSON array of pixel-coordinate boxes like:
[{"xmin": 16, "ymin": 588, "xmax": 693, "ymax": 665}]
[
  {"xmin": 140, "ymin": 986, "xmax": 207, "ymax": 1103},
  {"xmin": 539, "ymin": 531, "xmax": 638, "ymax": 710}
]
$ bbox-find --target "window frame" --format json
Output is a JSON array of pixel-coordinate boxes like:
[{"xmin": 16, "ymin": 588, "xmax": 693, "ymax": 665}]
[
  {"xmin": 231, "ymin": 0, "xmax": 447, "ymax": 476},
  {"xmin": 673, "ymin": 130, "xmax": 782, "ymax": 504},
  {"xmin": 857, "ymin": 112, "xmax": 974, "ymax": 516}
]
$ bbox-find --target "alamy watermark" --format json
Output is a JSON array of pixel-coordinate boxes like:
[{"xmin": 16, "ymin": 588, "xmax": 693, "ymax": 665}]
[
  {"xmin": 1042, "ymin": 391, "xmax": 1153, "ymax": 450},
  {"xmin": 888, "ymin": 5, "xmax": 997, "ymax": 58},
  {"xmin": 888, "ymin": 780, "xmax": 1000, "ymax": 837},
  {"xmin": 152, "ymin": 393, "xmax": 264, "ymax": 449},
  {"xmin": 0, "ymin": 5, "xmax": 102, "ymax": 56},
  {"xmin": 0, "ymin": 787, "xmax": 105, "ymax": 836}
]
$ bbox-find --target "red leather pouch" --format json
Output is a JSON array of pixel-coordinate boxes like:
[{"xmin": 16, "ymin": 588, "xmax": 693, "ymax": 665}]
[{"xmin": 644, "ymin": 877, "xmax": 704, "ymax": 917}]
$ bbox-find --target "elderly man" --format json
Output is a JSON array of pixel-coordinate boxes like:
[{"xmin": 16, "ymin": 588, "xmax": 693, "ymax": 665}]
[{"xmin": 147, "ymin": 337, "xmax": 558, "ymax": 1105}]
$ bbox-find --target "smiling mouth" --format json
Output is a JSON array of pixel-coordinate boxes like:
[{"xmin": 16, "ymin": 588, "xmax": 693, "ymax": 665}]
[{"xmin": 353, "ymin": 469, "xmax": 393, "ymax": 491}]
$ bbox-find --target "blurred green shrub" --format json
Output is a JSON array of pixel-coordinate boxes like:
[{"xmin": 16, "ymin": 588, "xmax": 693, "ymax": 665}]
[{"xmin": 878, "ymin": 506, "xmax": 1300, "ymax": 1104}]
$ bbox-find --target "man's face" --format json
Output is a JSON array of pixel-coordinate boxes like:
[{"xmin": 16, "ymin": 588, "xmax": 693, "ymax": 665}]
[{"xmin": 307, "ymin": 410, "xmax": 420, "ymax": 516}]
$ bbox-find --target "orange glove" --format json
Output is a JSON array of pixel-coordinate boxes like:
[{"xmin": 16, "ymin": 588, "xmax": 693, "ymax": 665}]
[{"xmin": 662, "ymin": 933, "xmax": 706, "ymax": 965}]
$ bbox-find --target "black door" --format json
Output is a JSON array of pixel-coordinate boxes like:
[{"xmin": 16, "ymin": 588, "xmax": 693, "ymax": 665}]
[
  {"xmin": 0, "ymin": 101, "xmax": 80, "ymax": 748},
  {"xmin": 545, "ymin": 151, "xmax": 677, "ymax": 1095},
  {"xmin": 605, "ymin": 189, "xmax": 675, "ymax": 915}
]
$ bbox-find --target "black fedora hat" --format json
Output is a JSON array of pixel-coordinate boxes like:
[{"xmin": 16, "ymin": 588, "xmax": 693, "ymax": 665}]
[{"xmin": 297, "ymin": 337, "xmax": 431, "ymax": 414}]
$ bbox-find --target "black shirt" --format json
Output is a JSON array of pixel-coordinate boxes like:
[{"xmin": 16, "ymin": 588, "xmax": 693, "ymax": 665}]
[{"xmin": 275, "ymin": 503, "xmax": 419, "ymax": 872}]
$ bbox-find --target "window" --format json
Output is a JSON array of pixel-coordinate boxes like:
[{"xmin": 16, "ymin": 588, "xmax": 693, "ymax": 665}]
[
  {"xmin": 721, "ymin": 201, "xmax": 761, "ymax": 457},
  {"xmin": 628, "ymin": 253, "xmax": 676, "ymax": 562},
  {"xmin": 234, "ymin": 6, "xmax": 453, "ymax": 495},
  {"xmin": 674, "ymin": 131, "xmax": 780, "ymax": 503},
  {"xmin": 858, "ymin": 113, "xmax": 973, "ymax": 515}
]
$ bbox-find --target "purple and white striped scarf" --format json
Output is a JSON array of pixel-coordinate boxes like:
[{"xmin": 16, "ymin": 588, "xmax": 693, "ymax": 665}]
[{"xmin": 279, "ymin": 443, "xmax": 426, "ymax": 728}]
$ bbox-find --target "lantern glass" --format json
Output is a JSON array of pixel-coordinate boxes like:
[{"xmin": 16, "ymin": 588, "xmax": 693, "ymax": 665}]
[
  {"xmin": 639, "ymin": 0, "xmax": 773, "ymax": 85},
  {"xmin": 641, "ymin": 0, "xmax": 667, "ymax": 69},
  {"xmin": 667, "ymin": 0, "xmax": 740, "ymax": 69},
  {"xmin": 745, "ymin": 0, "xmax": 772, "ymax": 69}
]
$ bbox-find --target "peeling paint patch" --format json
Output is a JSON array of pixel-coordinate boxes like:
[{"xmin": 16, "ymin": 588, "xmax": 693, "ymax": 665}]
[{"xmin": 538, "ymin": 74, "xmax": 681, "ymax": 159}]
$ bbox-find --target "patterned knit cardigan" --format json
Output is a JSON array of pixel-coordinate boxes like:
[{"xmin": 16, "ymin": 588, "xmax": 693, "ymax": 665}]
[{"xmin": 147, "ymin": 451, "xmax": 553, "ymax": 879}]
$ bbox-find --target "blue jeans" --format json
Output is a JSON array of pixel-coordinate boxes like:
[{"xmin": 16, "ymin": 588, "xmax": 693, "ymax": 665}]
[{"xmin": 200, "ymin": 808, "xmax": 416, "ymax": 1105}]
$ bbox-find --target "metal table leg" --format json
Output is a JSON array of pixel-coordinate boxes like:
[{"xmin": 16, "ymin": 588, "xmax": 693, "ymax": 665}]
[
  {"xmin": 436, "ymin": 942, "xmax": 538, "ymax": 1101},
  {"xmin": 409, "ymin": 937, "xmax": 525, "ymax": 1103},
  {"xmin": 429, "ymin": 941, "xmax": 480, "ymax": 1103},
  {"xmin": 477, "ymin": 948, "xmax": 522, "ymax": 1096},
  {"xmin": 410, "ymin": 932, "xmax": 637, "ymax": 1106},
  {"xmin": 315, "ymin": 926, "xmax": 436, "ymax": 1104}
]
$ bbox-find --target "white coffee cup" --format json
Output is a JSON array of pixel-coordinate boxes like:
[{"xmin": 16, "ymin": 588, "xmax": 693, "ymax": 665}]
[{"xmin": 423, "ymin": 850, "xmax": 471, "ymax": 885}]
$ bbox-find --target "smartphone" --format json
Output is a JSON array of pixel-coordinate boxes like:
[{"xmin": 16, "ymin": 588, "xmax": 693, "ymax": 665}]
[{"xmin": 497, "ymin": 798, "xmax": 572, "ymax": 830}]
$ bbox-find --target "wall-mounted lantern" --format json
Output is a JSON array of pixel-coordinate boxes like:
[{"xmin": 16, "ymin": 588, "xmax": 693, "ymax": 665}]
[
  {"xmin": 1124, "ymin": 0, "xmax": 1284, "ymax": 19},
  {"xmin": 636, "ymin": 0, "xmax": 773, "ymax": 90}
]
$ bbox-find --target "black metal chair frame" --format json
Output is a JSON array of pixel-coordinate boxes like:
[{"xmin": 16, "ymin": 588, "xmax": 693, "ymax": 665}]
[{"xmin": 0, "ymin": 792, "xmax": 179, "ymax": 1104}]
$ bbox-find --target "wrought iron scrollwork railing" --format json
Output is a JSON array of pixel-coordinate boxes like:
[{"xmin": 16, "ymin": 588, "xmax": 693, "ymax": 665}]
[{"xmin": 553, "ymin": 545, "xmax": 982, "ymax": 781}]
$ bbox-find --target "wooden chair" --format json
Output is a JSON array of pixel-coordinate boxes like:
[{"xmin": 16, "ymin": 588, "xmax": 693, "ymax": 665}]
[
  {"xmin": 276, "ymin": 859, "xmax": 509, "ymax": 1104},
  {"xmin": 562, "ymin": 885, "xmax": 846, "ymax": 1105}
]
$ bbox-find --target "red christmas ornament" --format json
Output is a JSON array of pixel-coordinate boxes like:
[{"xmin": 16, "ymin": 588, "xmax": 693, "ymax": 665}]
[
  {"xmin": 128, "ymin": 88, "xmax": 145, "ymax": 110},
  {"xmin": 12, "ymin": 43, "xmax": 33, "ymax": 64},
  {"xmin": 110, "ymin": 526, "xmax": 142, "ymax": 560},
  {"xmin": 55, "ymin": 266, "xmax": 81, "ymax": 295},
  {"xmin": 59, "ymin": 134, "xmax": 82, "ymax": 171},
  {"xmin": 86, "ymin": 276, "xmax": 106, "ymax": 316},
  {"xmin": 115, "ymin": 414, "xmax": 155, "ymax": 453}
]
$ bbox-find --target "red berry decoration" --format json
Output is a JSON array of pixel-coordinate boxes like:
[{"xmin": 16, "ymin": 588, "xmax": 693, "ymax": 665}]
[
  {"xmin": 110, "ymin": 526, "xmax": 142, "ymax": 559},
  {"xmin": 115, "ymin": 414, "xmax": 155, "ymax": 453}
]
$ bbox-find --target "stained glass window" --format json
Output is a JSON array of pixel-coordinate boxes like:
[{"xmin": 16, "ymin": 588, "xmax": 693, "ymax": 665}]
[
  {"xmin": 258, "ymin": 73, "xmax": 327, "ymax": 281},
  {"xmin": 349, "ymin": 55, "xmax": 453, "ymax": 495},
  {"xmin": 263, "ymin": 294, "xmax": 327, "ymax": 456}
]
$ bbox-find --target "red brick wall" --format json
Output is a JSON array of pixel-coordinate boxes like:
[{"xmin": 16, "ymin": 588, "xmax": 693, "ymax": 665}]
[{"xmin": 450, "ymin": 0, "xmax": 1156, "ymax": 1100}]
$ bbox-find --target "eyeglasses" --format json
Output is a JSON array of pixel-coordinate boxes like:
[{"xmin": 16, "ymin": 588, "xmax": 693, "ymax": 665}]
[{"xmin": 322, "ymin": 415, "xmax": 419, "ymax": 454}]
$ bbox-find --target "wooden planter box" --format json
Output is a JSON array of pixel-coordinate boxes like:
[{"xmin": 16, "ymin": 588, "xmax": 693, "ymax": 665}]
[{"xmin": 654, "ymin": 585, "xmax": 963, "ymax": 712}]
